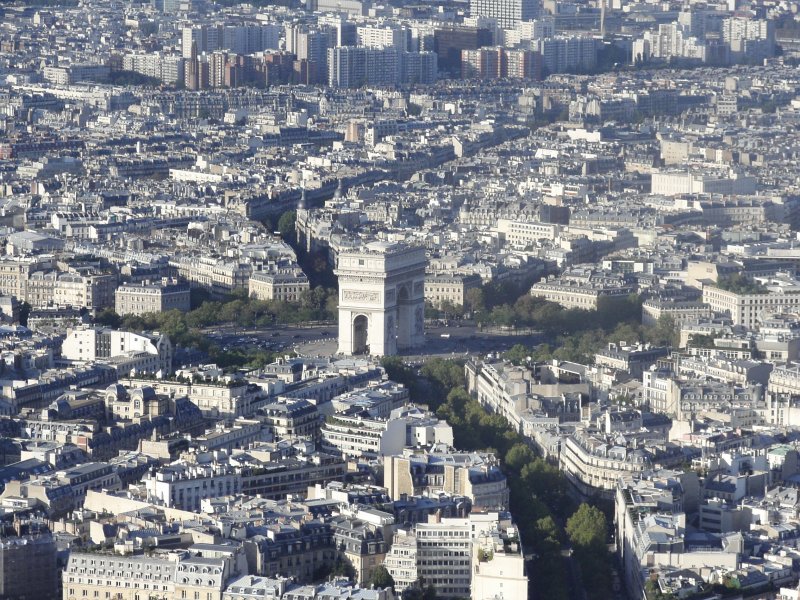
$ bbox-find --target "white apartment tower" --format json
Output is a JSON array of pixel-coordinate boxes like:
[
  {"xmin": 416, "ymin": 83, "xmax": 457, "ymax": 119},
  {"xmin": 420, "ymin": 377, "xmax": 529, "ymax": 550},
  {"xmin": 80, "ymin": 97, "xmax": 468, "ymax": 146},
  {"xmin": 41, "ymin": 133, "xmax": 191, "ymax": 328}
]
[{"xmin": 470, "ymin": 0, "xmax": 539, "ymax": 29}]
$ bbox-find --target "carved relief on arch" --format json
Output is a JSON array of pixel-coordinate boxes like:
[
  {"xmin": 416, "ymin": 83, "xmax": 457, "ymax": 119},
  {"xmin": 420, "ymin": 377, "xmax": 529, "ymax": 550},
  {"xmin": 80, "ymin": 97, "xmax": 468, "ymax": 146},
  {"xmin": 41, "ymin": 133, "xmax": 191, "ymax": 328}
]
[{"xmin": 342, "ymin": 290, "xmax": 380, "ymax": 303}]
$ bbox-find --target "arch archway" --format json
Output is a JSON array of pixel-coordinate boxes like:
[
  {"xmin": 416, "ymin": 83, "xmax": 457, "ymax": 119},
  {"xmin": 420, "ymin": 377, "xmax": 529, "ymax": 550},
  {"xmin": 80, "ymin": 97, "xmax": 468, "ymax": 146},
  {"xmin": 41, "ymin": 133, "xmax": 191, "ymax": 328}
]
[
  {"xmin": 396, "ymin": 285, "xmax": 412, "ymax": 349},
  {"xmin": 353, "ymin": 314, "xmax": 369, "ymax": 354}
]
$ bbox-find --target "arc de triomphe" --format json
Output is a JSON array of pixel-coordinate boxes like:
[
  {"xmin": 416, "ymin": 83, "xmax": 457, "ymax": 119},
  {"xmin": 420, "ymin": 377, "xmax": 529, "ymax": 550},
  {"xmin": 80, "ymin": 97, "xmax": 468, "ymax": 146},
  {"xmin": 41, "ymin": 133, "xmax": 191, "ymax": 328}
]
[{"xmin": 335, "ymin": 241, "xmax": 427, "ymax": 356}]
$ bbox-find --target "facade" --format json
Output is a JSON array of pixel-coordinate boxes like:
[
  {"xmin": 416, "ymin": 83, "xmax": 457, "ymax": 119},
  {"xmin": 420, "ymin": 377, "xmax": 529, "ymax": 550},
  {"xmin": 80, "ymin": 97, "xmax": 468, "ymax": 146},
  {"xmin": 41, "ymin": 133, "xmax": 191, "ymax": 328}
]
[
  {"xmin": 320, "ymin": 412, "xmax": 407, "ymax": 458},
  {"xmin": 130, "ymin": 377, "xmax": 267, "ymax": 418},
  {"xmin": 651, "ymin": 170, "xmax": 757, "ymax": 197},
  {"xmin": 181, "ymin": 24, "xmax": 281, "ymax": 58},
  {"xmin": 536, "ymin": 36, "xmax": 597, "ymax": 74},
  {"xmin": 0, "ymin": 259, "xmax": 36, "ymax": 300},
  {"xmin": 461, "ymin": 47, "xmax": 540, "ymax": 80},
  {"xmin": 559, "ymin": 428, "xmax": 682, "ymax": 498},
  {"xmin": 471, "ymin": 522, "xmax": 529, "ymax": 600},
  {"xmin": 258, "ymin": 399, "xmax": 319, "ymax": 440},
  {"xmin": 615, "ymin": 472, "xmax": 736, "ymax": 600},
  {"xmin": 26, "ymin": 271, "xmax": 117, "ymax": 309},
  {"xmin": 424, "ymin": 273, "xmax": 482, "ymax": 309},
  {"xmin": 469, "ymin": 0, "xmax": 538, "ymax": 28},
  {"xmin": 331, "ymin": 512, "xmax": 392, "ymax": 585},
  {"xmin": 595, "ymin": 343, "xmax": 669, "ymax": 378},
  {"xmin": 327, "ymin": 47, "xmax": 437, "ymax": 87},
  {"xmin": 0, "ymin": 532, "xmax": 58, "ymax": 600},
  {"xmin": 384, "ymin": 451, "xmax": 509, "ymax": 509},
  {"xmin": 142, "ymin": 448, "xmax": 346, "ymax": 509},
  {"xmin": 55, "ymin": 273, "xmax": 117, "ymax": 310},
  {"xmin": 642, "ymin": 299, "xmax": 713, "ymax": 327},
  {"xmin": 385, "ymin": 512, "xmax": 525, "ymax": 599},
  {"xmin": 702, "ymin": 282, "xmax": 800, "ymax": 329},
  {"xmin": 385, "ymin": 518, "xmax": 473, "ymax": 598},
  {"xmin": 62, "ymin": 327, "xmax": 173, "ymax": 375},
  {"xmin": 143, "ymin": 460, "xmax": 242, "ymax": 510},
  {"xmin": 115, "ymin": 279, "xmax": 191, "ymax": 316},
  {"xmin": 531, "ymin": 277, "xmax": 635, "ymax": 310},
  {"xmin": 63, "ymin": 547, "xmax": 239, "ymax": 600},
  {"xmin": 336, "ymin": 242, "xmax": 427, "ymax": 356},
  {"xmin": 171, "ymin": 257, "xmax": 252, "ymax": 296},
  {"xmin": 496, "ymin": 219, "xmax": 560, "ymax": 248},
  {"xmin": 249, "ymin": 269, "xmax": 310, "ymax": 302}
]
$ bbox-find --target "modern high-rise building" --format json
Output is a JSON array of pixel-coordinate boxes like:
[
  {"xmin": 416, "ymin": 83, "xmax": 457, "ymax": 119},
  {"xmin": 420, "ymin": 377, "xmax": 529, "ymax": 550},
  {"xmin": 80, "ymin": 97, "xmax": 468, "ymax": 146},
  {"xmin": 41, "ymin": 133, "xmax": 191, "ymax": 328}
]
[
  {"xmin": 384, "ymin": 512, "xmax": 527, "ymax": 599},
  {"xmin": 402, "ymin": 50, "xmax": 438, "ymax": 84},
  {"xmin": 462, "ymin": 47, "xmax": 540, "ymax": 79},
  {"xmin": 286, "ymin": 26, "xmax": 334, "ymax": 84},
  {"xmin": 469, "ymin": 0, "xmax": 540, "ymax": 29},
  {"xmin": 0, "ymin": 531, "xmax": 58, "ymax": 600},
  {"xmin": 356, "ymin": 24, "xmax": 409, "ymax": 50},
  {"xmin": 536, "ymin": 35, "xmax": 597, "ymax": 74},
  {"xmin": 722, "ymin": 16, "xmax": 775, "ymax": 59},
  {"xmin": 433, "ymin": 26, "xmax": 493, "ymax": 75},
  {"xmin": 328, "ymin": 46, "xmax": 408, "ymax": 88},
  {"xmin": 182, "ymin": 24, "xmax": 280, "ymax": 59}
]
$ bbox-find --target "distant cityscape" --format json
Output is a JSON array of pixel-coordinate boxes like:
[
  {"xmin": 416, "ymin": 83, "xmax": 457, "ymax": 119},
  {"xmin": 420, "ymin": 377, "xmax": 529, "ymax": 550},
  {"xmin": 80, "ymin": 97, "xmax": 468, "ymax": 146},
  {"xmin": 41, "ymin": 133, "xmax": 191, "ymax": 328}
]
[{"xmin": 1, "ymin": 0, "xmax": 800, "ymax": 599}]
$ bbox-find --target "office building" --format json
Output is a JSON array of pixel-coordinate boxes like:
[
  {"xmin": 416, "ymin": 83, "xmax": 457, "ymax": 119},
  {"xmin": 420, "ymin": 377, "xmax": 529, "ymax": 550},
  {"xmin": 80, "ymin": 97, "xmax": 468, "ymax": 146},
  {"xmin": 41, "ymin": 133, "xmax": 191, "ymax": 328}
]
[
  {"xmin": 115, "ymin": 279, "xmax": 191, "ymax": 316},
  {"xmin": 469, "ymin": 0, "xmax": 539, "ymax": 28}
]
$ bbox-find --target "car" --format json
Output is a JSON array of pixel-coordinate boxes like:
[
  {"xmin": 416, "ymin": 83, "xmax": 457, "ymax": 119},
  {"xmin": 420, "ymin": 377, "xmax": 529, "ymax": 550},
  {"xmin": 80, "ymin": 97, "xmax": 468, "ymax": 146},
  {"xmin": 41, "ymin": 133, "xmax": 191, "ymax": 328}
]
[
  {"xmin": 271, "ymin": 332, "xmax": 280, "ymax": 337},
  {"xmin": 293, "ymin": 334, "xmax": 301, "ymax": 338},
  {"xmin": 321, "ymin": 331, "xmax": 329, "ymax": 336}
]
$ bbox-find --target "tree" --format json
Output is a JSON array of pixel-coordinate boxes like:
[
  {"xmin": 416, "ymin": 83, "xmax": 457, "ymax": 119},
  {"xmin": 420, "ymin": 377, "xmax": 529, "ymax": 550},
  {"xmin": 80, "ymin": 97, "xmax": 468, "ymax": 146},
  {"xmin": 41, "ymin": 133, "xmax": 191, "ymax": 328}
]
[
  {"xmin": 278, "ymin": 210, "xmax": 297, "ymax": 241},
  {"xmin": 567, "ymin": 503, "xmax": 611, "ymax": 600},
  {"xmin": 189, "ymin": 287, "xmax": 211, "ymax": 310},
  {"xmin": 464, "ymin": 287, "xmax": 485, "ymax": 315},
  {"xmin": 420, "ymin": 358, "xmax": 466, "ymax": 396},
  {"xmin": 300, "ymin": 286, "xmax": 327, "ymax": 312},
  {"xmin": 402, "ymin": 585, "xmax": 425, "ymax": 600},
  {"xmin": 439, "ymin": 300, "xmax": 461, "ymax": 319},
  {"xmin": 94, "ymin": 307, "xmax": 121, "ymax": 329},
  {"xmin": 368, "ymin": 565, "xmax": 395, "ymax": 590},
  {"xmin": 520, "ymin": 458, "xmax": 567, "ymax": 514},
  {"xmin": 716, "ymin": 273, "xmax": 767, "ymax": 294},
  {"xmin": 488, "ymin": 304, "xmax": 515, "ymax": 327},
  {"xmin": 566, "ymin": 503, "xmax": 607, "ymax": 551},
  {"xmin": 324, "ymin": 288, "xmax": 338, "ymax": 320},
  {"xmin": 503, "ymin": 344, "xmax": 530, "ymax": 365},
  {"xmin": 645, "ymin": 314, "xmax": 678, "ymax": 348},
  {"xmin": 330, "ymin": 556, "xmax": 355, "ymax": 579},
  {"xmin": 504, "ymin": 443, "xmax": 535, "ymax": 473}
]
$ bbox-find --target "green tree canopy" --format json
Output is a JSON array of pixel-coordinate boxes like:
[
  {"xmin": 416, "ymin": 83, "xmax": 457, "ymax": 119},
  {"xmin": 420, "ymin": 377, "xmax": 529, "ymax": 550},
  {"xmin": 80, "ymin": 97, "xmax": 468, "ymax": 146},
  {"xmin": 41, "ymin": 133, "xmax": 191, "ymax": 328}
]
[
  {"xmin": 716, "ymin": 273, "xmax": 768, "ymax": 294},
  {"xmin": 278, "ymin": 210, "xmax": 297, "ymax": 240},
  {"xmin": 368, "ymin": 565, "xmax": 395, "ymax": 590},
  {"xmin": 504, "ymin": 443, "xmax": 535, "ymax": 473},
  {"xmin": 566, "ymin": 503, "xmax": 607, "ymax": 551}
]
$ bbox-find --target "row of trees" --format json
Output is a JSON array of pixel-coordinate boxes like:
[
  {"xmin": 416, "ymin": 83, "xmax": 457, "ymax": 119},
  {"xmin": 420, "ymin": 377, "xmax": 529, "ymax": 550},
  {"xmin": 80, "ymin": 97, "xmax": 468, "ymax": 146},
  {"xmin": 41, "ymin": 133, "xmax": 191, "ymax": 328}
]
[
  {"xmin": 567, "ymin": 503, "xmax": 612, "ymax": 600},
  {"xmin": 382, "ymin": 357, "xmax": 612, "ymax": 600},
  {"xmin": 485, "ymin": 293, "xmax": 644, "ymax": 333},
  {"xmin": 97, "ymin": 287, "xmax": 337, "ymax": 334},
  {"xmin": 96, "ymin": 307, "xmax": 290, "ymax": 370},
  {"xmin": 185, "ymin": 287, "xmax": 337, "ymax": 328},
  {"xmin": 715, "ymin": 273, "xmax": 768, "ymax": 295},
  {"xmin": 94, "ymin": 286, "xmax": 338, "ymax": 370},
  {"xmin": 430, "ymin": 284, "xmax": 650, "ymax": 339},
  {"xmin": 503, "ymin": 313, "xmax": 679, "ymax": 366}
]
